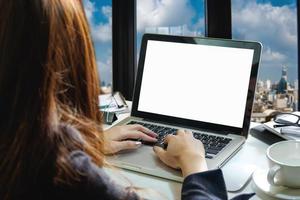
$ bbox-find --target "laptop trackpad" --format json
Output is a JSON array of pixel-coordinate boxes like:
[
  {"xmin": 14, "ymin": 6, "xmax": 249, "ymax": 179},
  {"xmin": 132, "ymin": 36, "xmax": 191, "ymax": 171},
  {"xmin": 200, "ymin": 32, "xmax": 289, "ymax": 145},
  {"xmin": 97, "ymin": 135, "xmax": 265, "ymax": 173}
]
[{"xmin": 107, "ymin": 145, "xmax": 183, "ymax": 182}]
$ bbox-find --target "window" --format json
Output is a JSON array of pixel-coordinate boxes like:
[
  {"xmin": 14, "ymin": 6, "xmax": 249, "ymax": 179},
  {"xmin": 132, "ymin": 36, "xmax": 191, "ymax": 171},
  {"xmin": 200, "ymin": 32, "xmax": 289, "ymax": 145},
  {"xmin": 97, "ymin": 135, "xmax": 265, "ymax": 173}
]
[
  {"xmin": 84, "ymin": 0, "xmax": 112, "ymax": 93},
  {"xmin": 97, "ymin": 0, "xmax": 299, "ymax": 107},
  {"xmin": 232, "ymin": 0, "xmax": 298, "ymax": 122},
  {"xmin": 136, "ymin": 0, "xmax": 205, "ymax": 62}
]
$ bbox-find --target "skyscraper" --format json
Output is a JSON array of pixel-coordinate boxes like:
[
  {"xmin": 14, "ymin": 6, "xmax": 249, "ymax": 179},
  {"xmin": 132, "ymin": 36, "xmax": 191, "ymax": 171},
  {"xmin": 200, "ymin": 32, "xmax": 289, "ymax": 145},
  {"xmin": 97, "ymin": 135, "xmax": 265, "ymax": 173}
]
[{"xmin": 277, "ymin": 66, "xmax": 288, "ymax": 94}]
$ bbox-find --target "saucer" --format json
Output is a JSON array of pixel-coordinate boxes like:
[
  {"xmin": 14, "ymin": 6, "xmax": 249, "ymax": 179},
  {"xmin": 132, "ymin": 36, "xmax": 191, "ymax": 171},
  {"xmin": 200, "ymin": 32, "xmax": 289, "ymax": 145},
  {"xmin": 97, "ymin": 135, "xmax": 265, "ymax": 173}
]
[{"xmin": 252, "ymin": 169, "xmax": 300, "ymax": 200}]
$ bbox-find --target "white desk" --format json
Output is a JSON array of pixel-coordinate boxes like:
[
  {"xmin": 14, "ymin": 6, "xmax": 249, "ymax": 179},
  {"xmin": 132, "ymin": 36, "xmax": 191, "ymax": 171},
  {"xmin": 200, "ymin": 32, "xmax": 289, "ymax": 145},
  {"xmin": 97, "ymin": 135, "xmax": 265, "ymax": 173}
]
[{"xmin": 104, "ymin": 104, "xmax": 270, "ymax": 200}]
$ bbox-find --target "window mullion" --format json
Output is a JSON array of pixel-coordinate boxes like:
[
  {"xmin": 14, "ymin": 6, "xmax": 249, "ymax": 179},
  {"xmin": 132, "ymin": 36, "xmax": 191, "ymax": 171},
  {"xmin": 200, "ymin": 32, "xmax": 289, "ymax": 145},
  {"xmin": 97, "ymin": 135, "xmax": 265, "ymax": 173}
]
[
  {"xmin": 205, "ymin": 0, "xmax": 232, "ymax": 39},
  {"xmin": 112, "ymin": 0, "xmax": 136, "ymax": 100}
]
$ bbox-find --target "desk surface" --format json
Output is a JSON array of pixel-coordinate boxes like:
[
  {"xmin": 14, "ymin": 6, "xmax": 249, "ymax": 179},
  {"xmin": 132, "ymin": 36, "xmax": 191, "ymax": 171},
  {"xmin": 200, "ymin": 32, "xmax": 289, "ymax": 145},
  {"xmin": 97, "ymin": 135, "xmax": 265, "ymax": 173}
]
[{"xmin": 104, "ymin": 104, "xmax": 270, "ymax": 200}]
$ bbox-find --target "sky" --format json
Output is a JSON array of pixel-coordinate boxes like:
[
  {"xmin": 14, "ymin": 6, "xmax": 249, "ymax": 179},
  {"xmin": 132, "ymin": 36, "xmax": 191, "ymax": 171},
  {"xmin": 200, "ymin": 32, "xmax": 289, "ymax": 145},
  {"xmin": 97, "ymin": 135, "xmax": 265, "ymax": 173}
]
[
  {"xmin": 84, "ymin": 0, "xmax": 112, "ymax": 86},
  {"xmin": 84, "ymin": 0, "xmax": 298, "ymax": 86}
]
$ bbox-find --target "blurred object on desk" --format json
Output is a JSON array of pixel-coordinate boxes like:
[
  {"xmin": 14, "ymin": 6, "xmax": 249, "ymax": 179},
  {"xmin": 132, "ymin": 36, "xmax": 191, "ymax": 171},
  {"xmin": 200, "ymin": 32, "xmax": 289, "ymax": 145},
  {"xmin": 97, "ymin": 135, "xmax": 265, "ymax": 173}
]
[
  {"xmin": 280, "ymin": 126, "xmax": 300, "ymax": 137},
  {"xmin": 99, "ymin": 92, "xmax": 129, "ymax": 114},
  {"xmin": 250, "ymin": 124, "xmax": 284, "ymax": 145},
  {"xmin": 263, "ymin": 111, "xmax": 300, "ymax": 140},
  {"xmin": 102, "ymin": 111, "xmax": 118, "ymax": 125}
]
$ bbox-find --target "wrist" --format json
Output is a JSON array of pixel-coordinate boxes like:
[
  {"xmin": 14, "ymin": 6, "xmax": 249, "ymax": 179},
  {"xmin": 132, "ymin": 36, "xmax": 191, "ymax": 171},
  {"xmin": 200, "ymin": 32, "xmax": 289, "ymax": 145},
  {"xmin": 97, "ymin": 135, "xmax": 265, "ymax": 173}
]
[{"xmin": 179, "ymin": 153, "xmax": 207, "ymax": 178}]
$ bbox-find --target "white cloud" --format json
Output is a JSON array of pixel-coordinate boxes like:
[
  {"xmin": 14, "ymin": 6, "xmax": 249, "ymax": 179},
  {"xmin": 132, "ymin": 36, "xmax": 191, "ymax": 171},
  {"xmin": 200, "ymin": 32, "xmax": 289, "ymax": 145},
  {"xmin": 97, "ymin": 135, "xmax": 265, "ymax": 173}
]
[
  {"xmin": 84, "ymin": 0, "xmax": 96, "ymax": 20},
  {"xmin": 232, "ymin": 1, "xmax": 297, "ymax": 69},
  {"xmin": 137, "ymin": 0, "xmax": 203, "ymax": 35},
  {"xmin": 102, "ymin": 5, "xmax": 112, "ymax": 17},
  {"xmin": 84, "ymin": 0, "xmax": 112, "ymax": 43},
  {"xmin": 262, "ymin": 47, "xmax": 286, "ymax": 62},
  {"xmin": 91, "ymin": 6, "xmax": 112, "ymax": 42},
  {"xmin": 97, "ymin": 56, "xmax": 112, "ymax": 85},
  {"xmin": 85, "ymin": 0, "xmax": 205, "ymax": 41}
]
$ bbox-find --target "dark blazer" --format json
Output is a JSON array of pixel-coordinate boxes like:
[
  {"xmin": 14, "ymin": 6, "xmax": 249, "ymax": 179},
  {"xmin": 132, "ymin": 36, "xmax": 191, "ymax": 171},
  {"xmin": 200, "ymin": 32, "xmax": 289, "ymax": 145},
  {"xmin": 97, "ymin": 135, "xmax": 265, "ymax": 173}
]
[{"xmin": 182, "ymin": 168, "xmax": 255, "ymax": 200}]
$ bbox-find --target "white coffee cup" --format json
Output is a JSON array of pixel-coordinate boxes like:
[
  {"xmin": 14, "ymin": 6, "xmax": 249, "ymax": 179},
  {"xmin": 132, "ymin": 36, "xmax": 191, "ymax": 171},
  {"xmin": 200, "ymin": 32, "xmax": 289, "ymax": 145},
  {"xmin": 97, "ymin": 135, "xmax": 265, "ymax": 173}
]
[{"xmin": 267, "ymin": 140, "xmax": 300, "ymax": 188}]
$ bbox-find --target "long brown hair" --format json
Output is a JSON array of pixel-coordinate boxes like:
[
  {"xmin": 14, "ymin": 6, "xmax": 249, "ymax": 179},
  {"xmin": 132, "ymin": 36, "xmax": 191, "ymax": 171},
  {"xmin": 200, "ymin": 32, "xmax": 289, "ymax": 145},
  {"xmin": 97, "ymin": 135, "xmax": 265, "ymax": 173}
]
[{"xmin": 0, "ymin": 0, "xmax": 104, "ymax": 199}]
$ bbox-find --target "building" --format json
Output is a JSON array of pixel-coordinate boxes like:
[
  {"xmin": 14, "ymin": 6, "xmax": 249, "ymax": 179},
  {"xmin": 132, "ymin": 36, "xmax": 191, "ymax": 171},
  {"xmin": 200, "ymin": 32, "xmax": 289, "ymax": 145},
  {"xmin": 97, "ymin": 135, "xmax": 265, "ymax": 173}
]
[
  {"xmin": 277, "ymin": 66, "xmax": 288, "ymax": 94},
  {"xmin": 252, "ymin": 66, "xmax": 297, "ymax": 122}
]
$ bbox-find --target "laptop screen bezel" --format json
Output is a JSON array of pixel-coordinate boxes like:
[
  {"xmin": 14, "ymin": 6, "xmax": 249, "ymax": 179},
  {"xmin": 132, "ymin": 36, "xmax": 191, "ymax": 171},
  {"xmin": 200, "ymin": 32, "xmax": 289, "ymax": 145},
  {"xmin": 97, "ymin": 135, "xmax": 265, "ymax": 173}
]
[{"xmin": 132, "ymin": 34, "xmax": 262, "ymax": 138}]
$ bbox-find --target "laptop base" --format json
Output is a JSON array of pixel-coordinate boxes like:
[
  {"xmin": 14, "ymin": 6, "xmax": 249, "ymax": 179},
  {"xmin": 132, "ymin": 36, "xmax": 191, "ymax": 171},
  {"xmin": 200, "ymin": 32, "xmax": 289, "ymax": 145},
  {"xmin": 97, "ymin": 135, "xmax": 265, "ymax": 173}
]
[{"xmin": 107, "ymin": 117, "xmax": 245, "ymax": 182}]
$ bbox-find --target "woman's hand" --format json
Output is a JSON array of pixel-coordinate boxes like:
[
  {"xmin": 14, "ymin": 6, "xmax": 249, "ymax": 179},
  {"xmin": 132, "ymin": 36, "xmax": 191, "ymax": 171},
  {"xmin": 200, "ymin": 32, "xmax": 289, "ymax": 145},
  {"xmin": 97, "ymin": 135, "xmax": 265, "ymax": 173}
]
[
  {"xmin": 103, "ymin": 125, "xmax": 157, "ymax": 154},
  {"xmin": 153, "ymin": 130, "xmax": 207, "ymax": 178}
]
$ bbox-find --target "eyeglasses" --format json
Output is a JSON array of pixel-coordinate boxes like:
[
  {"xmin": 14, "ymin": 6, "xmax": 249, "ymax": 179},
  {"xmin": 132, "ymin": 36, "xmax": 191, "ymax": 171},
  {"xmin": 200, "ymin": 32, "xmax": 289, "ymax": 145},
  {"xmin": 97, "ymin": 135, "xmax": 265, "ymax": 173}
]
[{"xmin": 273, "ymin": 113, "xmax": 300, "ymax": 128}]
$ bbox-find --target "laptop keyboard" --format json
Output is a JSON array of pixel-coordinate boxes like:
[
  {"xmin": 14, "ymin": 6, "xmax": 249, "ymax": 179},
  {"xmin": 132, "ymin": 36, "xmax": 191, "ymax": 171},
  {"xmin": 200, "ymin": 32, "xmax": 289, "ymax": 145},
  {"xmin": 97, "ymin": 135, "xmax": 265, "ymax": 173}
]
[{"xmin": 127, "ymin": 121, "xmax": 232, "ymax": 159}]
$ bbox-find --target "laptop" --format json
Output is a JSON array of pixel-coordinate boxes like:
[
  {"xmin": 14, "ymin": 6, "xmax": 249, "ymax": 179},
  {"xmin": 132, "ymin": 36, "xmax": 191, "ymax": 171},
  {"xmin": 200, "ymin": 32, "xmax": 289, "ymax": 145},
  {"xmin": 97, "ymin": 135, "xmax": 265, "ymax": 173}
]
[{"xmin": 108, "ymin": 34, "xmax": 262, "ymax": 182}]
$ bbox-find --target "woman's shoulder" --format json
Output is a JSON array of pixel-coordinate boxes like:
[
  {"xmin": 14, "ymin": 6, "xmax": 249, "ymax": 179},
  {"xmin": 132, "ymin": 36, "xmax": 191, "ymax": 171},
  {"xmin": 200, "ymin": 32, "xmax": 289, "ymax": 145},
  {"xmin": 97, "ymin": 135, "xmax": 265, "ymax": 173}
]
[
  {"xmin": 53, "ymin": 124, "xmax": 139, "ymax": 199},
  {"xmin": 58, "ymin": 123, "xmax": 85, "ymax": 143},
  {"xmin": 68, "ymin": 150, "xmax": 105, "ymax": 178},
  {"xmin": 65, "ymin": 150, "xmax": 139, "ymax": 199}
]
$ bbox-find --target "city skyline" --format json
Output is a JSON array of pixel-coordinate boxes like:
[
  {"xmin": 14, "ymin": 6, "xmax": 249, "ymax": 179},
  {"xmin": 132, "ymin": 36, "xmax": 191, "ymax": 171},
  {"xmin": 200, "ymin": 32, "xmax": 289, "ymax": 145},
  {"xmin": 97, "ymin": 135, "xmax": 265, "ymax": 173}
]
[{"xmin": 252, "ymin": 65, "xmax": 298, "ymax": 122}]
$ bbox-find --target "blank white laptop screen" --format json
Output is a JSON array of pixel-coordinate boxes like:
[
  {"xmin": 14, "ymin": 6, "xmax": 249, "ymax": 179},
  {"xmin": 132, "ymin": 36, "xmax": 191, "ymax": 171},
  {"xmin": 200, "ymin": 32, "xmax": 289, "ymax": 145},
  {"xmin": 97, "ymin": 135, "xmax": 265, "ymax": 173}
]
[{"xmin": 138, "ymin": 40, "xmax": 254, "ymax": 128}]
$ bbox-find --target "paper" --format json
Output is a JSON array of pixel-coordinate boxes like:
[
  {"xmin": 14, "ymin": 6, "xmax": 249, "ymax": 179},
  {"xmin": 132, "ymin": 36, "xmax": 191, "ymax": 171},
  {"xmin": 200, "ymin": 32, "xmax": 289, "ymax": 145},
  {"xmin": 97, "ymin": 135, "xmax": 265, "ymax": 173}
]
[
  {"xmin": 280, "ymin": 126, "xmax": 300, "ymax": 138},
  {"xmin": 263, "ymin": 111, "xmax": 300, "ymax": 140},
  {"xmin": 98, "ymin": 94, "xmax": 129, "ymax": 113}
]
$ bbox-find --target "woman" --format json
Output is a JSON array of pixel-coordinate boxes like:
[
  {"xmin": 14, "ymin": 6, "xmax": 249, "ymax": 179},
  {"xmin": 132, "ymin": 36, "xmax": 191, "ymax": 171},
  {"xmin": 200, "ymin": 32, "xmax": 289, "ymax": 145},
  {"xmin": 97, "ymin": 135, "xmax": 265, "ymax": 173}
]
[{"xmin": 0, "ymin": 1, "xmax": 254, "ymax": 199}]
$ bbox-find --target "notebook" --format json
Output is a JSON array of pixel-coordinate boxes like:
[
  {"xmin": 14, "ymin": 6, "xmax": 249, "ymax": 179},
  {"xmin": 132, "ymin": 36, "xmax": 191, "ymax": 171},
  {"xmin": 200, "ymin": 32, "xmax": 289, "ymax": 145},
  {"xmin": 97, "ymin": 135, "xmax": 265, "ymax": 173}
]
[
  {"xmin": 264, "ymin": 111, "xmax": 300, "ymax": 140},
  {"xmin": 108, "ymin": 34, "xmax": 262, "ymax": 182}
]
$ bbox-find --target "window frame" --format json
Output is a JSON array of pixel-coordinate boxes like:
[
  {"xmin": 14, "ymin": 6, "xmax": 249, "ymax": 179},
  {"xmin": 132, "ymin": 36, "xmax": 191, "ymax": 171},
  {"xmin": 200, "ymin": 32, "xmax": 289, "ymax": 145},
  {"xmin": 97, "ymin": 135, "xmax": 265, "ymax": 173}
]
[
  {"xmin": 298, "ymin": 0, "xmax": 300, "ymax": 110},
  {"xmin": 112, "ymin": 0, "xmax": 136, "ymax": 100},
  {"xmin": 205, "ymin": 0, "xmax": 232, "ymax": 39}
]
